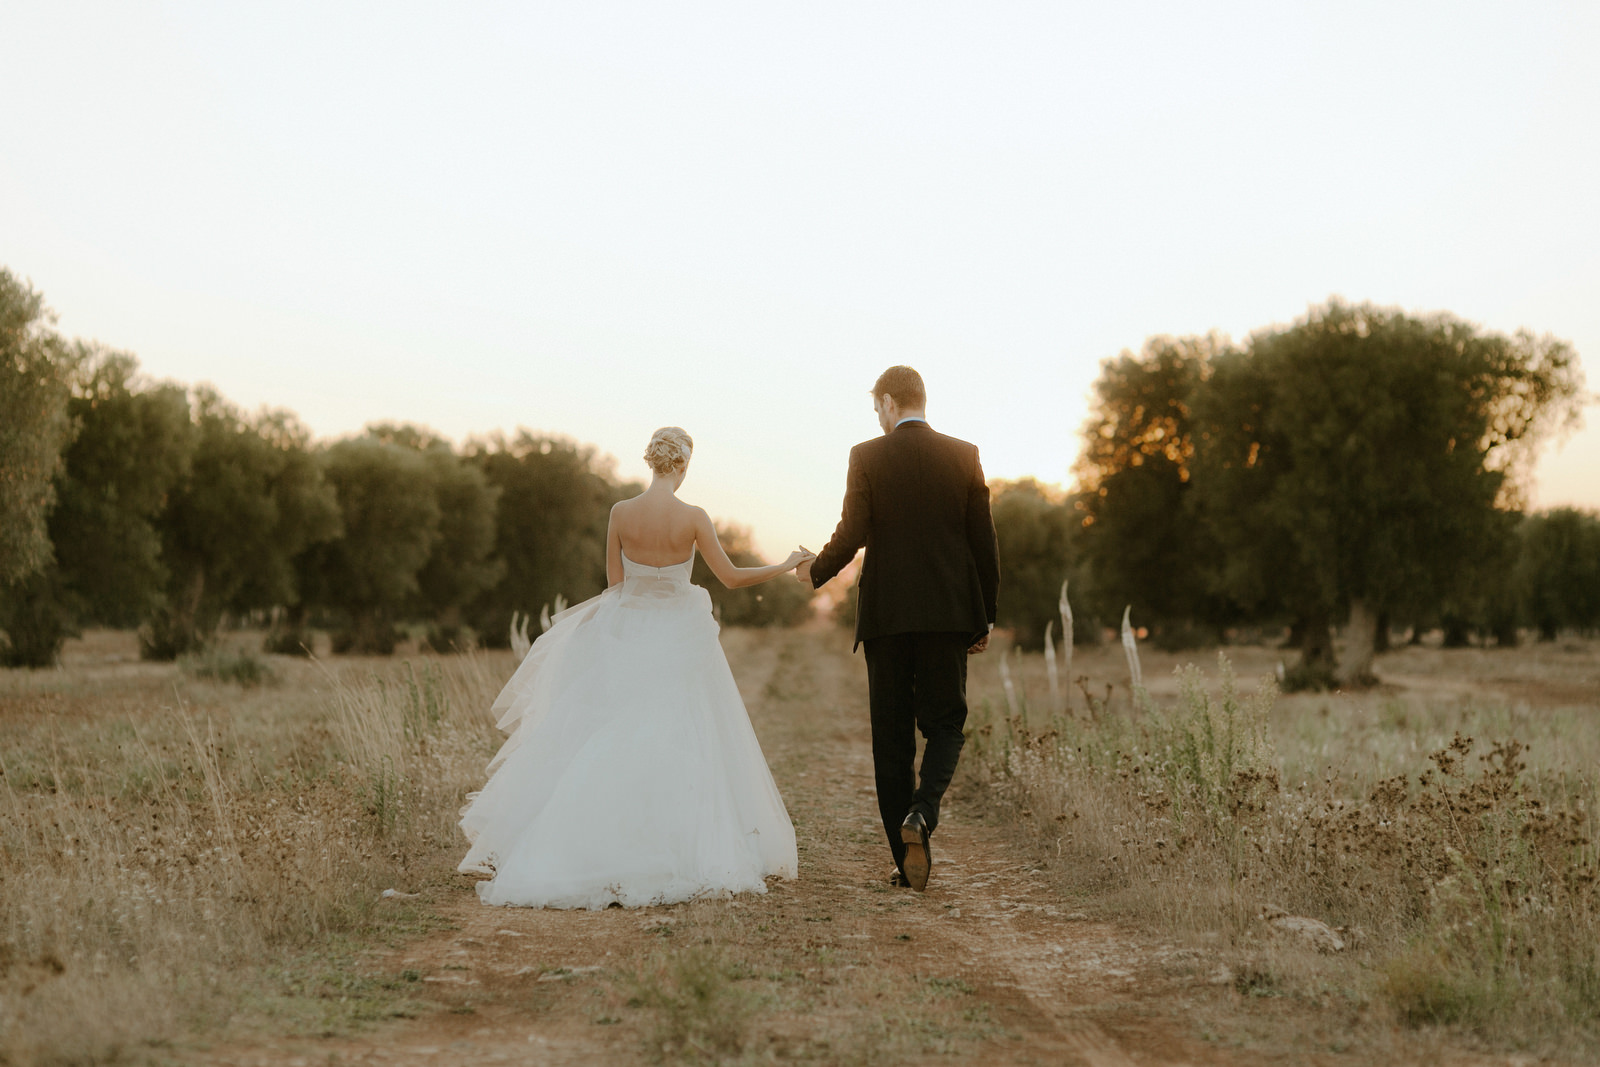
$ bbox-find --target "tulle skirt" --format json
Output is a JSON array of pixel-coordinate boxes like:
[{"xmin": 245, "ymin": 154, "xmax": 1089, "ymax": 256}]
[{"xmin": 458, "ymin": 582, "xmax": 798, "ymax": 909}]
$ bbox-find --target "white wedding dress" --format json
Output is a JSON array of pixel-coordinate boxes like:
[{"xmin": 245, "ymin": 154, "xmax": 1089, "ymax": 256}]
[{"xmin": 458, "ymin": 549, "xmax": 798, "ymax": 908}]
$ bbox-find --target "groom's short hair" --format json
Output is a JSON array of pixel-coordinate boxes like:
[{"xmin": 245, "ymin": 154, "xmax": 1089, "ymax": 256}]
[{"xmin": 873, "ymin": 366, "xmax": 926, "ymax": 409}]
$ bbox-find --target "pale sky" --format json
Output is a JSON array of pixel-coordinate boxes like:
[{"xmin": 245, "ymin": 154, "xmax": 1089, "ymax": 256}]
[{"xmin": 4, "ymin": 2, "xmax": 1596, "ymax": 557}]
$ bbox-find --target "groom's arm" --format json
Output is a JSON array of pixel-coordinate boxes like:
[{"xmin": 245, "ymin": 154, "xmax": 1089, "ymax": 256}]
[
  {"xmin": 967, "ymin": 446, "xmax": 1000, "ymax": 626},
  {"xmin": 808, "ymin": 445, "xmax": 869, "ymax": 588}
]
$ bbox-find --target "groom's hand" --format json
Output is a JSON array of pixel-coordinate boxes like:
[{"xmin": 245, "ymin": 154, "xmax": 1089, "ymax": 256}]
[
  {"xmin": 967, "ymin": 633, "xmax": 989, "ymax": 655},
  {"xmin": 794, "ymin": 556, "xmax": 814, "ymax": 585}
]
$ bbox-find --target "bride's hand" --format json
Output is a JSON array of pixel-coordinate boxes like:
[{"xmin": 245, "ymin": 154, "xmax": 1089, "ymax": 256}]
[{"xmin": 783, "ymin": 548, "xmax": 814, "ymax": 569}]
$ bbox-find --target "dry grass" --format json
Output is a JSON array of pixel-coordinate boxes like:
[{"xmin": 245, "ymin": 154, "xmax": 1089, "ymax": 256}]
[
  {"xmin": 608, "ymin": 896, "xmax": 1006, "ymax": 1067},
  {"xmin": 622, "ymin": 939, "xmax": 759, "ymax": 1063},
  {"xmin": 0, "ymin": 630, "xmax": 509, "ymax": 1065},
  {"xmin": 964, "ymin": 634, "xmax": 1600, "ymax": 1053},
  {"xmin": 1, "ymin": 627, "xmax": 1004, "ymax": 1066},
  {"xmin": 8, "ymin": 624, "xmax": 1599, "ymax": 1062}
]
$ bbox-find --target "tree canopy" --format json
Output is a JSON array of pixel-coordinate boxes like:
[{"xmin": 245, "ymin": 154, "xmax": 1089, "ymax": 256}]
[
  {"xmin": 366, "ymin": 423, "xmax": 503, "ymax": 647},
  {"xmin": 296, "ymin": 436, "xmax": 439, "ymax": 655},
  {"xmin": 51, "ymin": 349, "xmax": 193, "ymax": 627},
  {"xmin": 1190, "ymin": 301, "xmax": 1581, "ymax": 682},
  {"xmin": 0, "ymin": 270, "xmax": 75, "ymax": 587},
  {"xmin": 1071, "ymin": 335, "xmax": 1230, "ymax": 641},
  {"xmin": 143, "ymin": 388, "xmax": 340, "ymax": 658},
  {"xmin": 1516, "ymin": 508, "xmax": 1600, "ymax": 641},
  {"xmin": 989, "ymin": 479, "xmax": 1084, "ymax": 650},
  {"xmin": 5, "ymin": 271, "xmax": 1591, "ymax": 671},
  {"xmin": 466, "ymin": 432, "xmax": 634, "ymax": 646}
]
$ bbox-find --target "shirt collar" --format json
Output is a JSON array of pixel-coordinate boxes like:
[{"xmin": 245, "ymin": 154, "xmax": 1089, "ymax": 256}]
[{"xmin": 894, "ymin": 416, "xmax": 928, "ymax": 429}]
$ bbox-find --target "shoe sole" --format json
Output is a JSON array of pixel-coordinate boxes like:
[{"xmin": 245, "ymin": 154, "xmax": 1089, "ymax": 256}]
[{"xmin": 901, "ymin": 825, "xmax": 930, "ymax": 892}]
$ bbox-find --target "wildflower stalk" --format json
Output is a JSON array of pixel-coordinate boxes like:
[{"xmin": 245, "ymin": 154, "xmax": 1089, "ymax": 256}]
[
  {"xmin": 998, "ymin": 649, "xmax": 1020, "ymax": 720},
  {"xmin": 1044, "ymin": 620, "xmax": 1061, "ymax": 714},
  {"xmin": 1059, "ymin": 579, "xmax": 1074, "ymax": 692},
  {"xmin": 1121, "ymin": 605, "xmax": 1142, "ymax": 691}
]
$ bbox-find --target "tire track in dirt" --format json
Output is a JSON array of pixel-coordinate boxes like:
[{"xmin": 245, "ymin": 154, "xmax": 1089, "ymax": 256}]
[{"xmin": 192, "ymin": 630, "xmax": 1252, "ymax": 1066}]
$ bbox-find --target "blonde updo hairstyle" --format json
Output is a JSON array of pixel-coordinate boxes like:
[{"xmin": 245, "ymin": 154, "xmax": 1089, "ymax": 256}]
[{"xmin": 643, "ymin": 426, "xmax": 694, "ymax": 476}]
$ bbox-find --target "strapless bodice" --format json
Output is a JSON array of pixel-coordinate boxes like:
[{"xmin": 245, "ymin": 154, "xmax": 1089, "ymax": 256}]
[{"xmin": 619, "ymin": 548, "xmax": 696, "ymax": 600}]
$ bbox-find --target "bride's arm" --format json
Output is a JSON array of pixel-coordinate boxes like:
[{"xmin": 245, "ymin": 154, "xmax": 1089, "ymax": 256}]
[
  {"xmin": 692, "ymin": 509, "xmax": 811, "ymax": 589},
  {"xmin": 605, "ymin": 505, "xmax": 624, "ymax": 587}
]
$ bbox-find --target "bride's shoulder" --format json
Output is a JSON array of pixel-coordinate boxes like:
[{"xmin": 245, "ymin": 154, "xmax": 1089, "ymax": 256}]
[
  {"xmin": 610, "ymin": 495, "xmax": 649, "ymax": 525},
  {"xmin": 677, "ymin": 501, "xmax": 714, "ymax": 530}
]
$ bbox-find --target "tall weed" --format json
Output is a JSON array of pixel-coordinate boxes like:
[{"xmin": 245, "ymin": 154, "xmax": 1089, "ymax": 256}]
[
  {"xmin": 179, "ymin": 645, "xmax": 278, "ymax": 687},
  {"xmin": 625, "ymin": 943, "xmax": 756, "ymax": 1063}
]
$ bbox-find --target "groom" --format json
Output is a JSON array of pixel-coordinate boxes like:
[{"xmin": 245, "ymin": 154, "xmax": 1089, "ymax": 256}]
[{"xmin": 798, "ymin": 366, "xmax": 1000, "ymax": 892}]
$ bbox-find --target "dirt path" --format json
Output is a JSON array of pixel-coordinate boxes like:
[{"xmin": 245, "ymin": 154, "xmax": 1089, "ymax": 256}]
[{"xmin": 191, "ymin": 631, "xmax": 1462, "ymax": 1066}]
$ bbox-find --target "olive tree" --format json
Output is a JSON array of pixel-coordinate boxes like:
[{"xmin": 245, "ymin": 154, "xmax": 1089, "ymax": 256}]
[
  {"xmin": 365, "ymin": 423, "xmax": 503, "ymax": 649},
  {"xmin": 989, "ymin": 478, "xmax": 1087, "ymax": 650},
  {"xmin": 1073, "ymin": 334, "xmax": 1232, "ymax": 642},
  {"xmin": 466, "ymin": 432, "xmax": 633, "ymax": 646},
  {"xmin": 297, "ymin": 436, "xmax": 440, "ymax": 655},
  {"xmin": 1, "ymin": 348, "xmax": 193, "ymax": 666},
  {"xmin": 1516, "ymin": 508, "xmax": 1600, "ymax": 640},
  {"xmin": 0, "ymin": 269, "xmax": 74, "ymax": 588},
  {"xmin": 145, "ymin": 388, "xmax": 339, "ymax": 658},
  {"xmin": 1190, "ymin": 300, "xmax": 1582, "ymax": 686}
]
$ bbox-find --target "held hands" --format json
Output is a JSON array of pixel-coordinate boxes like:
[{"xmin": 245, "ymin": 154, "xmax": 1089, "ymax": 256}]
[
  {"xmin": 793, "ymin": 545, "xmax": 816, "ymax": 585},
  {"xmin": 783, "ymin": 547, "xmax": 816, "ymax": 570}
]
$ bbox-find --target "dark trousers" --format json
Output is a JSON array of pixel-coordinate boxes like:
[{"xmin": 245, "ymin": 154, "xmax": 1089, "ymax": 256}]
[{"xmin": 862, "ymin": 631, "xmax": 971, "ymax": 872}]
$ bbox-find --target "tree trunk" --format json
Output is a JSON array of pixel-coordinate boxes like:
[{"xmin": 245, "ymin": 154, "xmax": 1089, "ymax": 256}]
[
  {"xmin": 1373, "ymin": 610, "xmax": 1391, "ymax": 654},
  {"xmin": 175, "ymin": 565, "xmax": 205, "ymax": 635},
  {"xmin": 1281, "ymin": 617, "xmax": 1305, "ymax": 650},
  {"xmin": 339, "ymin": 609, "xmax": 397, "ymax": 655},
  {"xmin": 1491, "ymin": 617, "xmax": 1519, "ymax": 648},
  {"xmin": 1302, "ymin": 616, "xmax": 1334, "ymax": 666},
  {"xmin": 1336, "ymin": 597, "xmax": 1380, "ymax": 687},
  {"xmin": 264, "ymin": 602, "xmax": 315, "ymax": 656},
  {"xmin": 1291, "ymin": 610, "xmax": 1337, "ymax": 689},
  {"xmin": 140, "ymin": 565, "xmax": 207, "ymax": 660},
  {"xmin": 1441, "ymin": 615, "xmax": 1471, "ymax": 648}
]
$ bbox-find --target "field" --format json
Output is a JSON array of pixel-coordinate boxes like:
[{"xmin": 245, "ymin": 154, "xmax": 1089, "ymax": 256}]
[{"xmin": 1, "ymin": 624, "xmax": 1597, "ymax": 1065}]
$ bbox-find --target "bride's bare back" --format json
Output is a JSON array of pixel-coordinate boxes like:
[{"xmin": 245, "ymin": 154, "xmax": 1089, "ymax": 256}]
[
  {"xmin": 610, "ymin": 491, "xmax": 700, "ymax": 567},
  {"xmin": 606, "ymin": 427, "xmax": 811, "ymax": 590}
]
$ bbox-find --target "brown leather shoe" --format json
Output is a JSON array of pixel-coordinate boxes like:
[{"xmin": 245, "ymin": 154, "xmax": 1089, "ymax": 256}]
[{"xmin": 900, "ymin": 811, "xmax": 931, "ymax": 892}]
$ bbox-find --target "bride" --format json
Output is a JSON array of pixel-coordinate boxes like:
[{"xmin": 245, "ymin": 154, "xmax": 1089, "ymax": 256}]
[{"xmin": 458, "ymin": 426, "xmax": 810, "ymax": 909}]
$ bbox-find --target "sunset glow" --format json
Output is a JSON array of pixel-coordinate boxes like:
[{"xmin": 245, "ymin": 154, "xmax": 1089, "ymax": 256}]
[{"xmin": 4, "ymin": 3, "xmax": 1595, "ymax": 555}]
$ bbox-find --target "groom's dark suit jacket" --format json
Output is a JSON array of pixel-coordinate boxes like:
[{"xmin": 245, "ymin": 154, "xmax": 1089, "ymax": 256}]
[{"xmin": 810, "ymin": 420, "xmax": 1000, "ymax": 649}]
